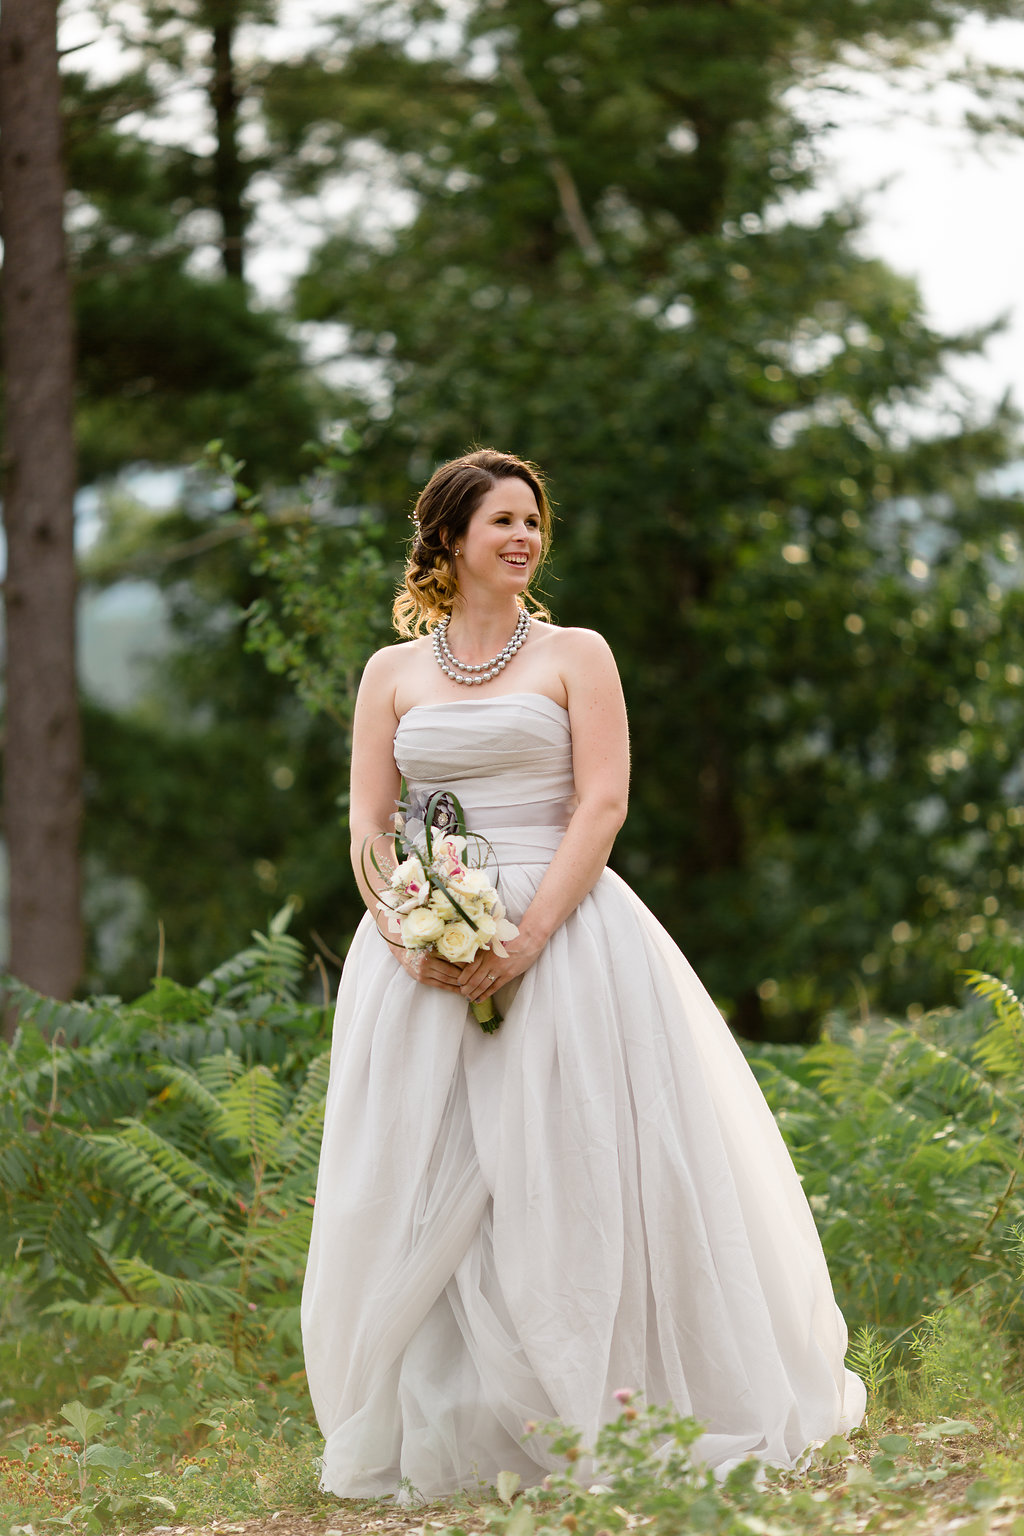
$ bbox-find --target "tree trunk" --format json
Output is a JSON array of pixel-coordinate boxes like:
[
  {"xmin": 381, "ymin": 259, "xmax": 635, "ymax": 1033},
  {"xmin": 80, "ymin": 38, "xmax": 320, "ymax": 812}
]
[
  {"xmin": 210, "ymin": 9, "xmax": 247, "ymax": 280},
  {"xmin": 0, "ymin": 0, "xmax": 83, "ymax": 1025}
]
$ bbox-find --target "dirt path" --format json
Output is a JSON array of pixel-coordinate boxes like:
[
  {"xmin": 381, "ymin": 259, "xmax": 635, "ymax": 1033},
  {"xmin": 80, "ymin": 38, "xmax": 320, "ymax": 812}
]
[{"xmin": 142, "ymin": 1505, "xmax": 482, "ymax": 1536}]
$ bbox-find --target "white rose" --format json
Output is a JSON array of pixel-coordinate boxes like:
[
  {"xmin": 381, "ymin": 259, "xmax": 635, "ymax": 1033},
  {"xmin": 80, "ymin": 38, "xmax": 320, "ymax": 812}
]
[
  {"xmin": 472, "ymin": 910, "xmax": 498, "ymax": 944},
  {"xmin": 445, "ymin": 894, "xmax": 497, "ymax": 945},
  {"xmin": 399, "ymin": 906, "xmax": 446, "ymax": 948},
  {"xmin": 436, "ymin": 921, "xmax": 482, "ymax": 965},
  {"xmin": 455, "ymin": 894, "xmax": 486, "ymax": 925},
  {"xmin": 428, "ymin": 887, "xmax": 457, "ymax": 921}
]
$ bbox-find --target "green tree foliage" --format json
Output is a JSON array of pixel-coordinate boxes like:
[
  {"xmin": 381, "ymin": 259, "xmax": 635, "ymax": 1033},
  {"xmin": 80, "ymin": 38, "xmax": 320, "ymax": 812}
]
[
  {"xmin": 60, "ymin": 34, "xmax": 322, "ymax": 483},
  {"xmin": 77, "ymin": 442, "xmax": 394, "ymax": 995},
  {"xmin": 253, "ymin": 0, "xmax": 1024, "ymax": 1037},
  {"xmin": 52, "ymin": 5, "xmax": 383, "ymax": 995}
]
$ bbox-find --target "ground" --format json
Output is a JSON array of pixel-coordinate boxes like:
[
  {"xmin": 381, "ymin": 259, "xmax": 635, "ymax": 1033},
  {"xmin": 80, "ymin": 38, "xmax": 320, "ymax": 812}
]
[{"xmin": 140, "ymin": 1509, "xmax": 487, "ymax": 1536}]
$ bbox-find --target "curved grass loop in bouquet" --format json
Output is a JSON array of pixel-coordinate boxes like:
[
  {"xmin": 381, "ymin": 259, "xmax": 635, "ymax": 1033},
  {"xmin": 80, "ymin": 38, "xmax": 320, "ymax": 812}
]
[{"xmin": 362, "ymin": 789, "xmax": 518, "ymax": 1032}]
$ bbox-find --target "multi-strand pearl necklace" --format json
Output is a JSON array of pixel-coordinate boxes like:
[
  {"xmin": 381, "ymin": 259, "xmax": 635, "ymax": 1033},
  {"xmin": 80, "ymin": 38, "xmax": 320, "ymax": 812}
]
[{"xmin": 432, "ymin": 609, "xmax": 532, "ymax": 686}]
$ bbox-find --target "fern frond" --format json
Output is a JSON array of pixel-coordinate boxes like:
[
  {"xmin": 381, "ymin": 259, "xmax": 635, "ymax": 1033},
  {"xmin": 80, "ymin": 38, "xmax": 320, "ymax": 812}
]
[
  {"xmin": 200, "ymin": 906, "xmax": 306, "ymax": 1006},
  {"xmin": 153, "ymin": 1053, "xmax": 293, "ymax": 1164},
  {"xmin": 273, "ymin": 1052, "xmax": 330, "ymax": 1180},
  {"xmin": 47, "ymin": 1297, "xmax": 218, "ymax": 1344},
  {"xmin": 86, "ymin": 1125, "xmax": 234, "ymax": 1250},
  {"xmin": 225, "ymin": 1066, "xmax": 290, "ymax": 1160},
  {"xmin": 152, "ymin": 1058, "xmax": 235, "ymax": 1123},
  {"xmin": 0, "ymin": 978, "xmax": 123, "ymax": 1047},
  {"xmin": 963, "ymin": 970, "xmax": 1024, "ymax": 1079},
  {"xmin": 285, "ymin": 1049, "xmax": 331, "ymax": 1126},
  {"xmin": 108, "ymin": 1254, "xmax": 241, "ymax": 1317},
  {"xmin": 91, "ymin": 1118, "xmax": 238, "ymax": 1207}
]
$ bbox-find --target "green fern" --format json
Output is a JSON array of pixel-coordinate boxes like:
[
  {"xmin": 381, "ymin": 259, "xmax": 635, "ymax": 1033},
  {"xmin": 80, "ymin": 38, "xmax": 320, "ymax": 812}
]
[
  {"xmin": 36, "ymin": 1045, "xmax": 329, "ymax": 1366},
  {"xmin": 846, "ymin": 1324, "xmax": 896, "ymax": 1405},
  {"xmin": 754, "ymin": 1004, "xmax": 1024, "ymax": 1337},
  {"xmin": 962, "ymin": 970, "xmax": 1024, "ymax": 1078},
  {"xmin": 201, "ymin": 904, "xmax": 307, "ymax": 1006}
]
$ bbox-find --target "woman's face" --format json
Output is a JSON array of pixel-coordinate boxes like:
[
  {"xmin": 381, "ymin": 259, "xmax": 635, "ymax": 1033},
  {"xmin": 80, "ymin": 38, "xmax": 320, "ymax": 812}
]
[{"xmin": 454, "ymin": 477, "xmax": 544, "ymax": 597}]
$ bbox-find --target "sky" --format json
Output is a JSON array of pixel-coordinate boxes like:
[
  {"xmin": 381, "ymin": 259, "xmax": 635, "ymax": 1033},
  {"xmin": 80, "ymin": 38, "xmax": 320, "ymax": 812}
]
[{"xmin": 792, "ymin": 17, "xmax": 1024, "ymax": 412}]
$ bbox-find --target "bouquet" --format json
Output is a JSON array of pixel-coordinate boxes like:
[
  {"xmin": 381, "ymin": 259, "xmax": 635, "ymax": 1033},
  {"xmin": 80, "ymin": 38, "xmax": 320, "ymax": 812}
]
[{"xmin": 364, "ymin": 790, "xmax": 518, "ymax": 1032}]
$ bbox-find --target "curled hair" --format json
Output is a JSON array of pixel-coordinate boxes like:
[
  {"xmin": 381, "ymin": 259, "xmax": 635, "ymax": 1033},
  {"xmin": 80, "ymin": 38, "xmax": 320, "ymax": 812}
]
[{"xmin": 393, "ymin": 448, "xmax": 553, "ymax": 637}]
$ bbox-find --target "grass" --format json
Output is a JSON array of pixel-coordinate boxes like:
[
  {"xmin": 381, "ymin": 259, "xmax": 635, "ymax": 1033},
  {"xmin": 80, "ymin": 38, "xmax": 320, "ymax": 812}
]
[
  {"xmin": 4, "ymin": 942, "xmax": 1024, "ymax": 1533},
  {"xmin": 3, "ymin": 1393, "xmax": 1024, "ymax": 1536}
]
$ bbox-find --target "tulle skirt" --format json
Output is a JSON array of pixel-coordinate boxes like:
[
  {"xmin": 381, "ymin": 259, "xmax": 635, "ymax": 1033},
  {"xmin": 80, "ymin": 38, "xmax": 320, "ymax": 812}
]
[{"xmin": 301, "ymin": 845, "xmax": 864, "ymax": 1496}]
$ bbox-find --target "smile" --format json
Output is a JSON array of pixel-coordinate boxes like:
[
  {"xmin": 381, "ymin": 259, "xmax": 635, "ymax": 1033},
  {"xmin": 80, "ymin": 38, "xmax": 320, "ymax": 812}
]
[{"xmin": 500, "ymin": 554, "xmax": 529, "ymax": 566}]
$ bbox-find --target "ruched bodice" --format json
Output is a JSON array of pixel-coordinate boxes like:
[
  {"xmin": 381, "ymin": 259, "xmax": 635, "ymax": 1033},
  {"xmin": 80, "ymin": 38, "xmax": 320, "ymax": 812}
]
[
  {"xmin": 395, "ymin": 694, "xmax": 576, "ymax": 865},
  {"xmin": 303, "ymin": 696, "xmax": 864, "ymax": 1498}
]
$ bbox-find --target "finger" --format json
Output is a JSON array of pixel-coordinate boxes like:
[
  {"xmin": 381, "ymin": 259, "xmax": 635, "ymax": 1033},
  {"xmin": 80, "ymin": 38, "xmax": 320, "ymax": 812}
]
[
  {"xmin": 462, "ymin": 970, "xmax": 501, "ymax": 999},
  {"xmin": 421, "ymin": 966, "xmax": 459, "ymax": 990}
]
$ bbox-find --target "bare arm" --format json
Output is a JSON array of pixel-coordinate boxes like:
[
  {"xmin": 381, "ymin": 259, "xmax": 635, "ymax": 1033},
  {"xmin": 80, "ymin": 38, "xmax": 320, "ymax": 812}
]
[
  {"xmin": 459, "ymin": 629, "xmax": 630, "ymax": 1003},
  {"xmin": 348, "ymin": 646, "xmax": 464, "ymax": 992}
]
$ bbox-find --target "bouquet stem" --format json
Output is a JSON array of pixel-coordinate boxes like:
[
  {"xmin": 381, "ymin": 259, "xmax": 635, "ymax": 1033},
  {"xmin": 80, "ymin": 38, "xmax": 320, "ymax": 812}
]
[{"xmin": 471, "ymin": 998, "xmax": 503, "ymax": 1033}]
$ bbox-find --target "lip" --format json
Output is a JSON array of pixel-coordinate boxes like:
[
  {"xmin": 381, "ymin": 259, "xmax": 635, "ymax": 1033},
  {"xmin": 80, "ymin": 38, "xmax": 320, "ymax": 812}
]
[{"xmin": 499, "ymin": 552, "xmax": 530, "ymax": 567}]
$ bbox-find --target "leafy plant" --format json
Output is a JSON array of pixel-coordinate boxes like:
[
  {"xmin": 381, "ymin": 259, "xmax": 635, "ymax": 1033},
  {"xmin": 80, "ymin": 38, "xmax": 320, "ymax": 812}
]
[
  {"xmin": 751, "ymin": 973, "xmax": 1024, "ymax": 1342},
  {"xmin": 44, "ymin": 1042, "xmax": 329, "ymax": 1369},
  {"xmin": 1, "ymin": 908, "xmax": 331, "ymax": 1443},
  {"xmin": 204, "ymin": 435, "xmax": 395, "ymax": 728},
  {"xmin": 427, "ymin": 1403, "xmax": 1013, "ymax": 1536}
]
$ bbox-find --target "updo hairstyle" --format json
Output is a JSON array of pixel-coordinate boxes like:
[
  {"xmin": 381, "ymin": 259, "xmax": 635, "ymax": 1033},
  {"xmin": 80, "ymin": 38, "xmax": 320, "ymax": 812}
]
[{"xmin": 393, "ymin": 448, "xmax": 553, "ymax": 637}]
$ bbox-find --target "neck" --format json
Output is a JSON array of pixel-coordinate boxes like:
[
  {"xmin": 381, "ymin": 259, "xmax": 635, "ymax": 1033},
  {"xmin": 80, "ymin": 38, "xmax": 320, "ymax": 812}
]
[{"xmin": 446, "ymin": 600, "xmax": 523, "ymax": 660}]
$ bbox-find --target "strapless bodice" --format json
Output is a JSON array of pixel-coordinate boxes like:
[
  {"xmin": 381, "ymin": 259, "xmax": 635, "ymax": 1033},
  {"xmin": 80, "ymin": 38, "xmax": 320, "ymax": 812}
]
[{"xmin": 393, "ymin": 693, "xmax": 576, "ymax": 865}]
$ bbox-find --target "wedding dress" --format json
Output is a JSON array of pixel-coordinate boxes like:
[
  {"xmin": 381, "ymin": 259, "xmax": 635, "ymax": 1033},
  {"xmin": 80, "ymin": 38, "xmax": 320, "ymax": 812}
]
[{"xmin": 301, "ymin": 693, "xmax": 865, "ymax": 1497}]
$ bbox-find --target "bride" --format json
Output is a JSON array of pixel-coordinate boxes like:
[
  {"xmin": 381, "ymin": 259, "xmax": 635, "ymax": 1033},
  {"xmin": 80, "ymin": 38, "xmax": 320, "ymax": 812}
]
[{"xmin": 301, "ymin": 448, "xmax": 865, "ymax": 1497}]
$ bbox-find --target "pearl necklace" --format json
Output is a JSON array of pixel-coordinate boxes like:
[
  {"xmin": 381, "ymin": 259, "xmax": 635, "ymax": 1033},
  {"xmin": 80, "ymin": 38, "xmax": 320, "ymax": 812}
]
[{"xmin": 432, "ymin": 609, "xmax": 532, "ymax": 686}]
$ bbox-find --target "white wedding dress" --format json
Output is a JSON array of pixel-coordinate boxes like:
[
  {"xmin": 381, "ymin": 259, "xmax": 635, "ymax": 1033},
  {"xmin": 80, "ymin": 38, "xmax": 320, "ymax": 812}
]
[{"xmin": 302, "ymin": 693, "xmax": 864, "ymax": 1497}]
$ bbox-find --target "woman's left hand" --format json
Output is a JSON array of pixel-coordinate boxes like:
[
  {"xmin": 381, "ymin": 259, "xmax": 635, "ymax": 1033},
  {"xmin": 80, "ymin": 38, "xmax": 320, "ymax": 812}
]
[{"xmin": 457, "ymin": 936, "xmax": 543, "ymax": 1004}]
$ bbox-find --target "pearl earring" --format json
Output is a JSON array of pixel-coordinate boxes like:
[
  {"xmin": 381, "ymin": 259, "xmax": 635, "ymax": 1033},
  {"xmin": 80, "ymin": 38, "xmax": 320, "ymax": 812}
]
[{"xmin": 454, "ymin": 546, "xmax": 461, "ymax": 556}]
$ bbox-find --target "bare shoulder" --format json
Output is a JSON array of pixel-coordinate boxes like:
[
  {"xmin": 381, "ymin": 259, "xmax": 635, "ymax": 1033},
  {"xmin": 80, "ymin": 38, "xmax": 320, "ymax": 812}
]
[
  {"xmin": 359, "ymin": 637, "xmax": 420, "ymax": 687},
  {"xmin": 534, "ymin": 623, "xmax": 618, "ymax": 679},
  {"xmin": 354, "ymin": 639, "xmax": 424, "ymax": 726}
]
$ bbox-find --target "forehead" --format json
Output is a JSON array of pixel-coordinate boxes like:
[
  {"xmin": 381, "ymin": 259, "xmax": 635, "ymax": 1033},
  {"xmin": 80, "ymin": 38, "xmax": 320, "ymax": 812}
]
[{"xmin": 472, "ymin": 477, "xmax": 539, "ymax": 517}]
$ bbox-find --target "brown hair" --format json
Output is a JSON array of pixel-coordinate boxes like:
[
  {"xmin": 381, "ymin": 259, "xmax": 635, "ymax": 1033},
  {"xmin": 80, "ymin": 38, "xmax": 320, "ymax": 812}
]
[{"xmin": 393, "ymin": 448, "xmax": 553, "ymax": 637}]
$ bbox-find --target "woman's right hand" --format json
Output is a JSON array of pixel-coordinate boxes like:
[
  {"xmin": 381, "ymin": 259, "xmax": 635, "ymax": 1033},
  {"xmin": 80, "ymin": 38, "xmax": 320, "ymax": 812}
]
[{"xmin": 396, "ymin": 947, "xmax": 465, "ymax": 993}]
